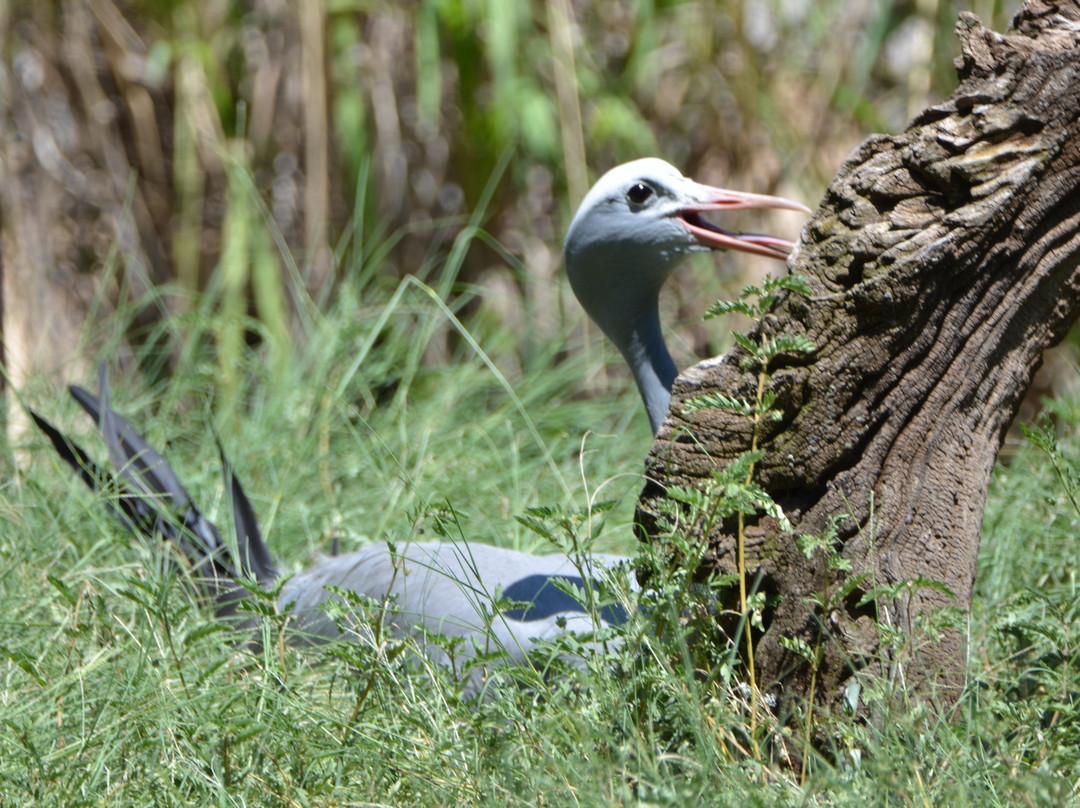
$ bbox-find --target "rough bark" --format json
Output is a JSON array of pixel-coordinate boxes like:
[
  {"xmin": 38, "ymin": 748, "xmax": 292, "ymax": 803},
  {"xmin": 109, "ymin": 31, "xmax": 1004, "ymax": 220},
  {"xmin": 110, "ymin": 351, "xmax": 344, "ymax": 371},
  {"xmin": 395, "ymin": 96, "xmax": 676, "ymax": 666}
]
[{"xmin": 639, "ymin": 0, "xmax": 1080, "ymax": 715}]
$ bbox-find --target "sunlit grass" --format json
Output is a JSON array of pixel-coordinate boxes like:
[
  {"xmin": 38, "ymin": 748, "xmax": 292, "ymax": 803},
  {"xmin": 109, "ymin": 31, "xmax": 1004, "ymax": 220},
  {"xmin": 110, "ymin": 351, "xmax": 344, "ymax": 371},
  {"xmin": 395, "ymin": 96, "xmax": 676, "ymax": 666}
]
[
  {"xmin": 6, "ymin": 114, "xmax": 1080, "ymax": 805},
  {"xmin": 5, "ymin": 0, "xmax": 1077, "ymax": 803},
  {"xmin": 6, "ymin": 234, "xmax": 1080, "ymax": 803}
]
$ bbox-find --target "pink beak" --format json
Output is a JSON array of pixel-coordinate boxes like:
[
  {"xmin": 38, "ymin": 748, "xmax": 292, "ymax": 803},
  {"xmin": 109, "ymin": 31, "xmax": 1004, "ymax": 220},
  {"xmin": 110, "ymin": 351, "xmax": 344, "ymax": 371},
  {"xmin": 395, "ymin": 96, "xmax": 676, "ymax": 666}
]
[{"xmin": 679, "ymin": 183, "xmax": 810, "ymax": 260}]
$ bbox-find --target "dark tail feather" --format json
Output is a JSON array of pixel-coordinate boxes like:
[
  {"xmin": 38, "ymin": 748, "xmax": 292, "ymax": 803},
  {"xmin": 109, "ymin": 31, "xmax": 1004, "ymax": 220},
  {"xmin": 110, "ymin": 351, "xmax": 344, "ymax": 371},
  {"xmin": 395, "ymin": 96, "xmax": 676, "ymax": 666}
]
[
  {"xmin": 29, "ymin": 409, "xmax": 144, "ymax": 535},
  {"xmin": 69, "ymin": 364, "xmax": 193, "ymax": 510},
  {"xmin": 213, "ymin": 425, "xmax": 278, "ymax": 586},
  {"xmin": 33, "ymin": 366, "xmax": 279, "ymax": 603}
]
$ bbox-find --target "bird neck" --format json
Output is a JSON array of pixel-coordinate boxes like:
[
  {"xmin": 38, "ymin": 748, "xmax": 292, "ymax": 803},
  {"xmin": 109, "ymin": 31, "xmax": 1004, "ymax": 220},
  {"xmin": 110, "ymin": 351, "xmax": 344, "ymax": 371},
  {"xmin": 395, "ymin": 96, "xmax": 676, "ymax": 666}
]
[{"xmin": 615, "ymin": 300, "xmax": 677, "ymax": 435}]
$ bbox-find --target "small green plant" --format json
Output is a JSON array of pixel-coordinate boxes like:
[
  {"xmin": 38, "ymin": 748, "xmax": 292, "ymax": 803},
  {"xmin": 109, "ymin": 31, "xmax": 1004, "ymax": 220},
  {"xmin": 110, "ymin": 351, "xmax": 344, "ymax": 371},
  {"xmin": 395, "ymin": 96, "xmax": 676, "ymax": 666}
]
[
  {"xmin": 516, "ymin": 499, "xmax": 626, "ymax": 641},
  {"xmin": 1021, "ymin": 412, "xmax": 1080, "ymax": 522},
  {"xmin": 788, "ymin": 515, "xmax": 863, "ymax": 771},
  {"xmin": 682, "ymin": 274, "xmax": 815, "ymax": 742}
]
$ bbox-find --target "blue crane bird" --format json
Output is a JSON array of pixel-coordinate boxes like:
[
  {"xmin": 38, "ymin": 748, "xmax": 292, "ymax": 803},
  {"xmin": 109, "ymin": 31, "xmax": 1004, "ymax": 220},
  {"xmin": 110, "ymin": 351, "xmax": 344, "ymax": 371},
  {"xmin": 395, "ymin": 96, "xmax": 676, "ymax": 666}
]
[
  {"xmin": 566, "ymin": 158, "xmax": 808, "ymax": 434},
  {"xmin": 31, "ymin": 159, "xmax": 806, "ymax": 693}
]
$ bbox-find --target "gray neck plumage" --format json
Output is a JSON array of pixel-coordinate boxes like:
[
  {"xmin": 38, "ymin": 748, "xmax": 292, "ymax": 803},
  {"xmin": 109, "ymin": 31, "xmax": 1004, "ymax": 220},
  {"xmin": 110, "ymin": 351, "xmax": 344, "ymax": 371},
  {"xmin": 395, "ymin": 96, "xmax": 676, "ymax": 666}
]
[
  {"xmin": 565, "ymin": 240, "xmax": 679, "ymax": 435},
  {"xmin": 608, "ymin": 298, "xmax": 676, "ymax": 435}
]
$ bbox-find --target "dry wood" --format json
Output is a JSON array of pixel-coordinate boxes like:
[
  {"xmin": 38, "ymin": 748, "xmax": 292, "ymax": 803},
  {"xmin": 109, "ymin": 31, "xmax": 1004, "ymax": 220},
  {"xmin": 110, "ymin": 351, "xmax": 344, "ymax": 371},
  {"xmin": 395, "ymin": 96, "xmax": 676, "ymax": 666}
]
[{"xmin": 640, "ymin": 0, "xmax": 1080, "ymax": 714}]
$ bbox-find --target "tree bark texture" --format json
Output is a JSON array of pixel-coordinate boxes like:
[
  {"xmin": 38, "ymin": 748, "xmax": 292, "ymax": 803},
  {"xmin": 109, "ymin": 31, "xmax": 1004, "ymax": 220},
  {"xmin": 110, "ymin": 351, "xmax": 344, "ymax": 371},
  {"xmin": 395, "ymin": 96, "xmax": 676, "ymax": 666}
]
[{"xmin": 639, "ymin": 0, "xmax": 1080, "ymax": 714}]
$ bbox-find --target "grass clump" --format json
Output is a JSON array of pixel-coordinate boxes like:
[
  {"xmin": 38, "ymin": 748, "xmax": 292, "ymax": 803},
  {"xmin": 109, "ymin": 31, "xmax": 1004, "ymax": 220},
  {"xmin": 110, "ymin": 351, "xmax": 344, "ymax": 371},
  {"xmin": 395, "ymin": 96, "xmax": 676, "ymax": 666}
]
[{"xmin": 6, "ymin": 240, "xmax": 1080, "ymax": 805}]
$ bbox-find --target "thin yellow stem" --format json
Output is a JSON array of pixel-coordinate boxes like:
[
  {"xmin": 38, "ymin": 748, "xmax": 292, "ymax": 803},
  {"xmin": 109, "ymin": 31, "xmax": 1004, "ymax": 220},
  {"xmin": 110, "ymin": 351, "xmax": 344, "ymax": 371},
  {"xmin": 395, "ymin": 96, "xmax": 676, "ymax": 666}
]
[
  {"xmin": 739, "ymin": 342, "xmax": 769, "ymax": 749},
  {"xmin": 801, "ymin": 635, "xmax": 822, "ymax": 785}
]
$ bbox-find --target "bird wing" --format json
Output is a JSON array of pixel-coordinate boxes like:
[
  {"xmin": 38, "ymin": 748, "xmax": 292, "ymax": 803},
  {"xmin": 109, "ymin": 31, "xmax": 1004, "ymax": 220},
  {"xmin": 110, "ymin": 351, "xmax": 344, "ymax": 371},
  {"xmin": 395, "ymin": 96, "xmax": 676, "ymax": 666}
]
[{"xmin": 279, "ymin": 541, "xmax": 631, "ymax": 642}]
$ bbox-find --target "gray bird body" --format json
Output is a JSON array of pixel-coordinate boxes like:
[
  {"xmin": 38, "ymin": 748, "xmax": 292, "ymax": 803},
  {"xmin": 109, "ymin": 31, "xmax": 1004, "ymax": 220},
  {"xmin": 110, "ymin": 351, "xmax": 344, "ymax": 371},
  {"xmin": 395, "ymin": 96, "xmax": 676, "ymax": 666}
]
[
  {"xmin": 31, "ymin": 367, "xmax": 628, "ymax": 696},
  {"xmin": 32, "ymin": 159, "xmax": 805, "ymax": 690},
  {"xmin": 282, "ymin": 541, "xmax": 628, "ymax": 641},
  {"xmin": 281, "ymin": 541, "xmax": 628, "ymax": 695}
]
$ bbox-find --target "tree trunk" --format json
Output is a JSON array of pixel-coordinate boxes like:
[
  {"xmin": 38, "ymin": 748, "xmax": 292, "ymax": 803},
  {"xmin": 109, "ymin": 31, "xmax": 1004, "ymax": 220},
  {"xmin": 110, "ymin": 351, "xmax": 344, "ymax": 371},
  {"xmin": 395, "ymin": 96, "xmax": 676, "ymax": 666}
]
[{"xmin": 639, "ymin": 0, "xmax": 1080, "ymax": 716}]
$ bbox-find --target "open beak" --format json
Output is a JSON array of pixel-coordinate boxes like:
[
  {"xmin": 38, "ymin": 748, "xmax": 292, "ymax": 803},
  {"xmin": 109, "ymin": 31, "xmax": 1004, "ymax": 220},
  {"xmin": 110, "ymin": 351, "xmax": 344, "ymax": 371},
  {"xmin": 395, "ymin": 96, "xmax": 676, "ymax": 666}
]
[{"xmin": 678, "ymin": 182, "xmax": 810, "ymax": 260}]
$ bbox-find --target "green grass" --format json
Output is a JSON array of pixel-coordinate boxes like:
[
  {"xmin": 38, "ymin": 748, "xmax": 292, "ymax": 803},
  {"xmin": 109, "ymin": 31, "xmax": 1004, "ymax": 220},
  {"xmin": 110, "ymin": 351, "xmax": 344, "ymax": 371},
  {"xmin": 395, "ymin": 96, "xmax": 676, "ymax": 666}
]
[
  {"xmin": 5, "ymin": 252, "xmax": 1080, "ymax": 805},
  {"xmin": 4, "ymin": 0, "xmax": 1073, "ymax": 802}
]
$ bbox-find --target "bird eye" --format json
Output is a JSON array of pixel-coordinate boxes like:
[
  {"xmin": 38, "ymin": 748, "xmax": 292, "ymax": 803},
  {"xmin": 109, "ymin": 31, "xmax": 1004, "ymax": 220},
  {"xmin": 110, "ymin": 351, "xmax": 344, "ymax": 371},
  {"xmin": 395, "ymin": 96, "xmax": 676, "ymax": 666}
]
[{"xmin": 626, "ymin": 182, "xmax": 654, "ymax": 206}]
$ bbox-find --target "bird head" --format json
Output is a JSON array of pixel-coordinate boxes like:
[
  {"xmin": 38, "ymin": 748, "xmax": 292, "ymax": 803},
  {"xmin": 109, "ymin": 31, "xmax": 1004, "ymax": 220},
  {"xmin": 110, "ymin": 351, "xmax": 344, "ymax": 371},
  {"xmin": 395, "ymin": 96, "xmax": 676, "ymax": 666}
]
[{"xmin": 564, "ymin": 158, "xmax": 809, "ymax": 341}]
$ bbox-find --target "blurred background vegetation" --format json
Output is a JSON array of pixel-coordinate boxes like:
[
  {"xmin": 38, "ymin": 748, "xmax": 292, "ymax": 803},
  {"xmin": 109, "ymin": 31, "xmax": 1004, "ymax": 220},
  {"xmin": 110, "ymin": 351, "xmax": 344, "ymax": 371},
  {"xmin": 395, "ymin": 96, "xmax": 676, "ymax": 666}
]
[
  {"xmin": 0, "ymin": 0, "xmax": 1023, "ymax": 406},
  {"xmin": 12, "ymin": 5, "xmax": 1080, "ymax": 803}
]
